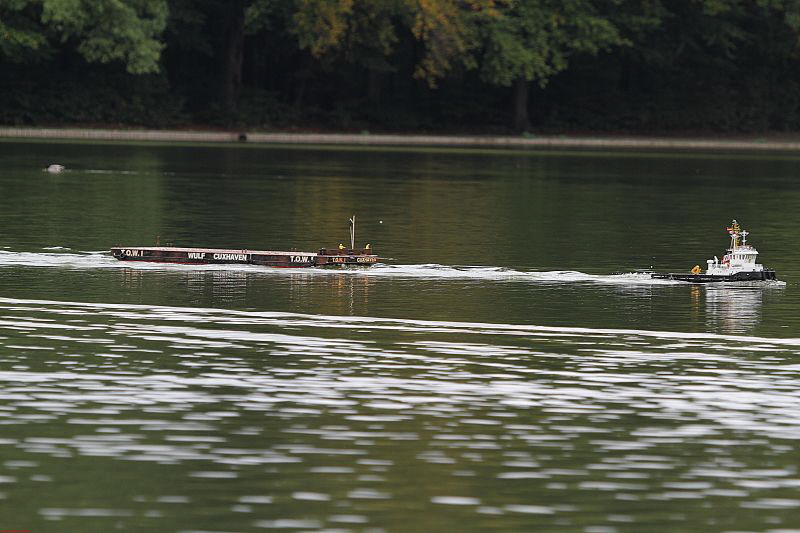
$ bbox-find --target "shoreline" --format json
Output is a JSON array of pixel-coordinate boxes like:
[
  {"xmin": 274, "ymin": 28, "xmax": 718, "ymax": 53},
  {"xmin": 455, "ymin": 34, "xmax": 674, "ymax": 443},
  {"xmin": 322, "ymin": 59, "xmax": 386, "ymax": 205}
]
[{"xmin": 2, "ymin": 126, "xmax": 800, "ymax": 152}]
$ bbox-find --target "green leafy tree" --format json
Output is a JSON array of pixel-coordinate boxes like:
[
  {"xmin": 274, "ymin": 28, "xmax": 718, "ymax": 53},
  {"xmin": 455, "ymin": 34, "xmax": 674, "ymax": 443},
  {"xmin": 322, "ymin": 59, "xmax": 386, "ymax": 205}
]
[
  {"xmin": 291, "ymin": 0, "xmax": 396, "ymax": 105},
  {"xmin": 610, "ymin": 0, "xmax": 800, "ymax": 130},
  {"xmin": 477, "ymin": 0, "xmax": 632, "ymax": 130},
  {"xmin": 0, "ymin": 0, "xmax": 168, "ymax": 73},
  {"xmin": 0, "ymin": 1, "xmax": 48, "ymax": 61},
  {"xmin": 292, "ymin": 0, "xmax": 499, "ymax": 90},
  {"xmin": 405, "ymin": 0, "xmax": 499, "ymax": 85}
]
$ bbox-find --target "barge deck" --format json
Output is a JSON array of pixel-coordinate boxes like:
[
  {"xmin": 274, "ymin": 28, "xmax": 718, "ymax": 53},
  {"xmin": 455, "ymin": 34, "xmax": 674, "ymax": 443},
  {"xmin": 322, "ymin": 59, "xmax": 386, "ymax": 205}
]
[
  {"xmin": 111, "ymin": 216, "xmax": 380, "ymax": 268},
  {"xmin": 110, "ymin": 246, "xmax": 378, "ymax": 267}
]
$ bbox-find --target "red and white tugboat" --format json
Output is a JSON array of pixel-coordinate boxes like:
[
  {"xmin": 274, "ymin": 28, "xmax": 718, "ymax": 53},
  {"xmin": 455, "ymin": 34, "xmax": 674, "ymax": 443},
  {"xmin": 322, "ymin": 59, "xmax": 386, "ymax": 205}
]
[
  {"xmin": 651, "ymin": 220, "xmax": 777, "ymax": 283},
  {"xmin": 111, "ymin": 216, "xmax": 380, "ymax": 268}
]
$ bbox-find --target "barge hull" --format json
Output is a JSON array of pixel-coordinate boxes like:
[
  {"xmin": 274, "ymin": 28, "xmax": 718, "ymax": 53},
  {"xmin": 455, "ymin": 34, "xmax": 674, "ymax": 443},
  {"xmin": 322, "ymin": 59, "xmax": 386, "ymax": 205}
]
[{"xmin": 110, "ymin": 246, "xmax": 379, "ymax": 268}]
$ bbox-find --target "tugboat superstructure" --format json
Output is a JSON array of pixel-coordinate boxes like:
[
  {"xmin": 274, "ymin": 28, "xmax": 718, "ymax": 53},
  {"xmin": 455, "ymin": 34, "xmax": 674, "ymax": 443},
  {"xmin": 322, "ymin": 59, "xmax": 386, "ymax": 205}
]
[{"xmin": 651, "ymin": 220, "xmax": 777, "ymax": 283}]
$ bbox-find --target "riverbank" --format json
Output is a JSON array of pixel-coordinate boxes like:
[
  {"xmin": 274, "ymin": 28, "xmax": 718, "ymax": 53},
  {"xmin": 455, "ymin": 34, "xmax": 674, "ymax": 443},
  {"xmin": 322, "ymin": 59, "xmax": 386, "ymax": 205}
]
[{"xmin": 2, "ymin": 126, "xmax": 800, "ymax": 152}]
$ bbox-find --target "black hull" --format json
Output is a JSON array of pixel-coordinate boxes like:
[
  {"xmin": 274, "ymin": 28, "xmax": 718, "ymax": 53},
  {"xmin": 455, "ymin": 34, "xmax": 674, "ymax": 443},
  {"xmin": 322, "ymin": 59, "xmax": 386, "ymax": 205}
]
[
  {"xmin": 110, "ymin": 246, "xmax": 379, "ymax": 268},
  {"xmin": 651, "ymin": 270, "xmax": 777, "ymax": 283}
]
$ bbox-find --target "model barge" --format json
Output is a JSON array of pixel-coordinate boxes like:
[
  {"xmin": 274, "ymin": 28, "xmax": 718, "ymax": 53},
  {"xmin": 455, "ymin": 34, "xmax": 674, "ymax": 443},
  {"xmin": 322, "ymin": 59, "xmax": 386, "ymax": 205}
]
[
  {"xmin": 111, "ymin": 216, "xmax": 380, "ymax": 268},
  {"xmin": 651, "ymin": 219, "xmax": 777, "ymax": 283}
]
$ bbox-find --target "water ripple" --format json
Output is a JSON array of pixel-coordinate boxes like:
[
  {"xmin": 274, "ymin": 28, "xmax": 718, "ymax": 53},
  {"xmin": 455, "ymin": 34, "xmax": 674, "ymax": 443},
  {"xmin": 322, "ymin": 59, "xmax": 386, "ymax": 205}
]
[
  {"xmin": 0, "ymin": 250, "xmax": 691, "ymax": 286},
  {"xmin": 0, "ymin": 297, "xmax": 798, "ymax": 531}
]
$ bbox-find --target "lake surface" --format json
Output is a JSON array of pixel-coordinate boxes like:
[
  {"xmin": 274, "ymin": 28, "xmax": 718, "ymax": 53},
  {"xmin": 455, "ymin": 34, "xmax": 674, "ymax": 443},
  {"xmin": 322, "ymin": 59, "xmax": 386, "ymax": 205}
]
[{"xmin": 0, "ymin": 140, "xmax": 799, "ymax": 532}]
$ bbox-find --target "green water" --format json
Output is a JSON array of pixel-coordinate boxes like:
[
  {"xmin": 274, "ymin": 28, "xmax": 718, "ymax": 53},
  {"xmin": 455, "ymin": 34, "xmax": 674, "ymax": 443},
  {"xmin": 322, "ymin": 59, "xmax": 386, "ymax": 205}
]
[{"xmin": 0, "ymin": 140, "xmax": 799, "ymax": 532}]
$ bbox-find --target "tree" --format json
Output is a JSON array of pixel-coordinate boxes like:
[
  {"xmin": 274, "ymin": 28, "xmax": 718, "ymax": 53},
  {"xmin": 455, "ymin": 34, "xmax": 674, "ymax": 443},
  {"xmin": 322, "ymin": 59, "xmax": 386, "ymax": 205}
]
[
  {"xmin": 292, "ymin": 0, "xmax": 499, "ymax": 91},
  {"xmin": 292, "ymin": 0, "xmax": 396, "ymax": 105},
  {"xmin": 477, "ymin": 1, "xmax": 629, "ymax": 130},
  {"xmin": 0, "ymin": 1, "xmax": 48, "ymax": 62},
  {"xmin": 0, "ymin": 0, "xmax": 168, "ymax": 74},
  {"xmin": 607, "ymin": 0, "xmax": 800, "ymax": 130},
  {"xmin": 220, "ymin": 0, "xmax": 248, "ymax": 113}
]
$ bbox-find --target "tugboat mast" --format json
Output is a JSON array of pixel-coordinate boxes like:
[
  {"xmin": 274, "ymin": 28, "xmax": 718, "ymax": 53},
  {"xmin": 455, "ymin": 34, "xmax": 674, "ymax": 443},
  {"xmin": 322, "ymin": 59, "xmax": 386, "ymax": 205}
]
[{"xmin": 728, "ymin": 219, "xmax": 741, "ymax": 250}]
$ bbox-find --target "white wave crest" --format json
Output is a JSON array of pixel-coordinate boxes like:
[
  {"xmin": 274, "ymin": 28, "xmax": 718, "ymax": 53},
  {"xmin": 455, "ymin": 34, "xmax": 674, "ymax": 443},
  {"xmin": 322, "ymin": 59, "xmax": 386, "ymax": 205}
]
[{"xmin": 0, "ymin": 250, "xmax": 783, "ymax": 287}]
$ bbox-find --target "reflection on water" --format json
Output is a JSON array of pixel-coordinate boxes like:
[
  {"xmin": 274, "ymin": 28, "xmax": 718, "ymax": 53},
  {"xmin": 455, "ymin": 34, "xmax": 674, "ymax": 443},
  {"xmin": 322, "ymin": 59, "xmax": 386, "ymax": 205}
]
[
  {"xmin": 0, "ymin": 249, "xmax": 791, "ymax": 336},
  {"xmin": 0, "ymin": 250, "xmax": 678, "ymax": 284},
  {"xmin": 1, "ymin": 297, "xmax": 800, "ymax": 531},
  {"xmin": 4, "ymin": 142, "xmax": 800, "ymax": 532},
  {"xmin": 704, "ymin": 286, "xmax": 766, "ymax": 334}
]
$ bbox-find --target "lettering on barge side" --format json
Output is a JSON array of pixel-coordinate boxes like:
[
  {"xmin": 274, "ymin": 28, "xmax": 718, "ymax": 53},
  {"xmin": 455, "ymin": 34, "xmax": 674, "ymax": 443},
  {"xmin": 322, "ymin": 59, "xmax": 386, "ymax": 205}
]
[
  {"xmin": 187, "ymin": 252, "xmax": 205, "ymax": 260},
  {"xmin": 290, "ymin": 256, "xmax": 311, "ymax": 263},
  {"xmin": 213, "ymin": 253, "xmax": 248, "ymax": 261},
  {"xmin": 121, "ymin": 249, "xmax": 142, "ymax": 257},
  {"xmin": 328, "ymin": 256, "xmax": 377, "ymax": 263}
]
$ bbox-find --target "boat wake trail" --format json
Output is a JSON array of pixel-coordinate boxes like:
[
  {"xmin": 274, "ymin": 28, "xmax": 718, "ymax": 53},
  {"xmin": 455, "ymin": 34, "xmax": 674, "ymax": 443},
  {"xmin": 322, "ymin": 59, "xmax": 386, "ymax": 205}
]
[
  {"xmin": 353, "ymin": 263, "xmax": 681, "ymax": 285},
  {"xmin": 364, "ymin": 264, "xmax": 785, "ymax": 287},
  {"xmin": 0, "ymin": 250, "xmax": 116, "ymax": 269},
  {"xmin": 0, "ymin": 250, "xmax": 273, "ymax": 272},
  {"xmin": 0, "ymin": 250, "xmax": 691, "ymax": 286}
]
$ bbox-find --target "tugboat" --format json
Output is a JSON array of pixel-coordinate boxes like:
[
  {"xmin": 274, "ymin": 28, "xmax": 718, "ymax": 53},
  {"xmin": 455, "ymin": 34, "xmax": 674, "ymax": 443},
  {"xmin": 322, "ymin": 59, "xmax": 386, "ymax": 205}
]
[
  {"xmin": 111, "ymin": 216, "xmax": 380, "ymax": 268},
  {"xmin": 651, "ymin": 220, "xmax": 777, "ymax": 283}
]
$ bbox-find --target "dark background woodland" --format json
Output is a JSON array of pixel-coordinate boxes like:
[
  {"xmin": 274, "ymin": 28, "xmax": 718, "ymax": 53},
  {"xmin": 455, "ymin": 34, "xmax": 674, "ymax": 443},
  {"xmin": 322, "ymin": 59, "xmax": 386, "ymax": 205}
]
[{"xmin": 3, "ymin": 0, "xmax": 800, "ymax": 134}]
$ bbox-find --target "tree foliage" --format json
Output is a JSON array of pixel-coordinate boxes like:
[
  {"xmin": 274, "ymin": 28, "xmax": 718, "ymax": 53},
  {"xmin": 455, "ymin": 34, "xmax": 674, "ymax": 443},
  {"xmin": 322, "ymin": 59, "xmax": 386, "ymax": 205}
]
[
  {"xmin": 291, "ymin": 0, "xmax": 500, "ymax": 86},
  {"xmin": 0, "ymin": 0, "xmax": 167, "ymax": 73},
  {"xmin": 3, "ymin": 0, "xmax": 800, "ymax": 132},
  {"xmin": 0, "ymin": 1, "xmax": 48, "ymax": 61},
  {"xmin": 478, "ymin": 0, "xmax": 626, "ymax": 89}
]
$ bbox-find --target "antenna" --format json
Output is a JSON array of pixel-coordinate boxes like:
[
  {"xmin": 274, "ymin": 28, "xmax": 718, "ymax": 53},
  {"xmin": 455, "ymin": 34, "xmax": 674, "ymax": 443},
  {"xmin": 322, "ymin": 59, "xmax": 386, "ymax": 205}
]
[{"xmin": 349, "ymin": 215, "xmax": 355, "ymax": 250}]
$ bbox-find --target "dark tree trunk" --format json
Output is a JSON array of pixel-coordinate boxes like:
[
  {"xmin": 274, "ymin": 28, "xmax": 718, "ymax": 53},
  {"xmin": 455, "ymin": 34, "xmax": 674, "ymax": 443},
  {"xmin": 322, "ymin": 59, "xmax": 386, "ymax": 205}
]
[
  {"xmin": 513, "ymin": 76, "xmax": 530, "ymax": 131},
  {"xmin": 221, "ymin": 1, "xmax": 246, "ymax": 116},
  {"xmin": 367, "ymin": 68, "xmax": 381, "ymax": 105}
]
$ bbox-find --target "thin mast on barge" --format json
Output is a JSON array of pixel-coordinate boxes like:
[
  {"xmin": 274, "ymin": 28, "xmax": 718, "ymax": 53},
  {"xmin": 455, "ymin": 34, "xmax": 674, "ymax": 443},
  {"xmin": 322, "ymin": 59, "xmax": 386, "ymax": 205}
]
[
  {"xmin": 651, "ymin": 219, "xmax": 777, "ymax": 283},
  {"xmin": 111, "ymin": 215, "xmax": 380, "ymax": 268}
]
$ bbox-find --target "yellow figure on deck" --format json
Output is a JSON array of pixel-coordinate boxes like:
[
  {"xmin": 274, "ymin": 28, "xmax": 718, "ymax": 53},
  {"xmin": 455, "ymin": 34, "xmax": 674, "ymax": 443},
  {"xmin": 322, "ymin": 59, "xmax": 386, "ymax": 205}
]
[
  {"xmin": 365, "ymin": 243, "xmax": 370, "ymax": 250},
  {"xmin": 338, "ymin": 243, "xmax": 345, "ymax": 250},
  {"xmin": 691, "ymin": 265, "xmax": 702, "ymax": 274}
]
